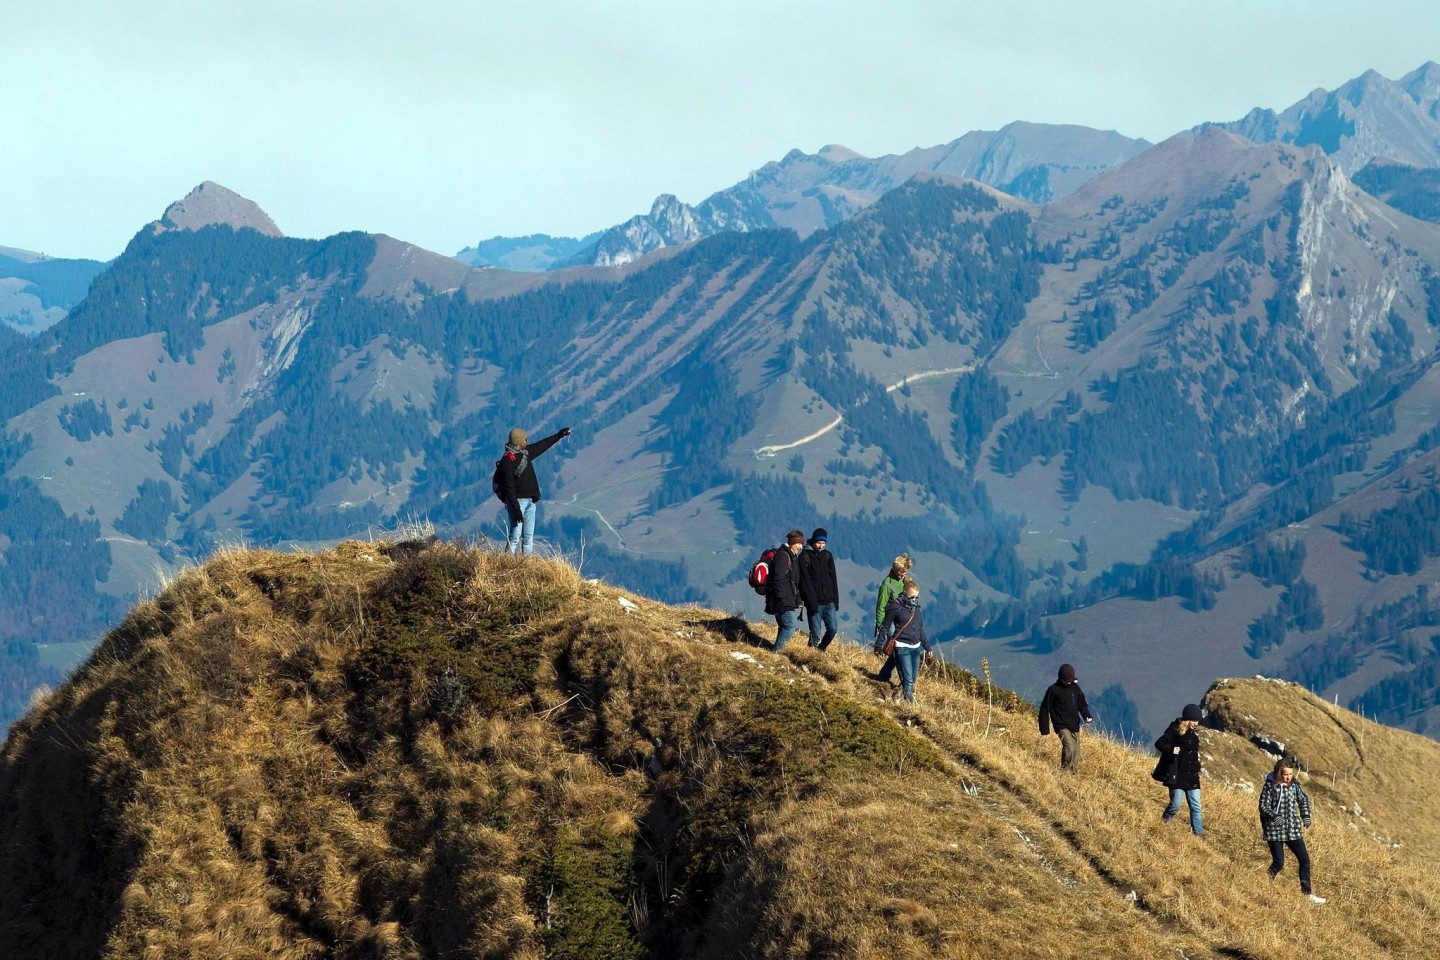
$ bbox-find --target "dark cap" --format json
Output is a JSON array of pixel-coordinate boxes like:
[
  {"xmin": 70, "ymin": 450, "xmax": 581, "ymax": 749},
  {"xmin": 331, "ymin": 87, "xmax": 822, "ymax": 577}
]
[
  {"xmin": 1181, "ymin": 703, "xmax": 1203, "ymax": 722},
  {"xmin": 810, "ymin": 527, "xmax": 828, "ymax": 542},
  {"xmin": 1058, "ymin": 663, "xmax": 1077, "ymax": 683}
]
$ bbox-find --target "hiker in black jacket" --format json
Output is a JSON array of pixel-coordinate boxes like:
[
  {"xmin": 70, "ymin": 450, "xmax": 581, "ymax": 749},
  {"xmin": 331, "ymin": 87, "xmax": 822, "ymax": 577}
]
[
  {"xmin": 797, "ymin": 528, "xmax": 840, "ymax": 650},
  {"xmin": 1155, "ymin": 703, "xmax": 1205, "ymax": 836},
  {"xmin": 495, "ymin": 425, "xmax": 570, "ymax": 555},
  {"xmin": 765, "ymin": 530, "xmax": 806, "ymax": 652},
  {"xmin": 1037, "ymin": 663, "xmax": 1093, "ymax": 772}
]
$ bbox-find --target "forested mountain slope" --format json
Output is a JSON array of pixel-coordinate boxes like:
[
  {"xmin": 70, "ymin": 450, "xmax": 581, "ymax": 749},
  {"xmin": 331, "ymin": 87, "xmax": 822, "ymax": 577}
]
[{"xmin": 0, "ymin": 247, "xmax": 105, "ymax": 333}]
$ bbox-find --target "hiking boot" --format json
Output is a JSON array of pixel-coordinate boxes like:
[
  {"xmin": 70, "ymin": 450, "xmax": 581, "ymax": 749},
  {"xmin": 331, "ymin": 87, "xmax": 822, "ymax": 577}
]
[{"xmin": 1307, "ymin": 894, "xmax": 1327, "ymax": 904}]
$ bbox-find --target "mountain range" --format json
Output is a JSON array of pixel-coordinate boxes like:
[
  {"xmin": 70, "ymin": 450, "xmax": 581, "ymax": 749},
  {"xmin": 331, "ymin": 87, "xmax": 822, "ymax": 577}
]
[
  {"xmin": 6, "ymin": 64, "xmax": 1440, "ymax": 745},
  {"xmin": 1217, "ymin": 61, "xmax": 1440, "ymax": 172},
  {"xmin": 461, "ymin": 122, "xmax": 1152, "ymax": 269}
]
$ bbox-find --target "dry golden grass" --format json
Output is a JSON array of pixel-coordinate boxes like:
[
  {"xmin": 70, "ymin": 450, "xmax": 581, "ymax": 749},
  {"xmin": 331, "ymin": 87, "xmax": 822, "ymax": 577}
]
[{"xmin": 1, "ymin": 538, "xmax": 1437, "ymax": 959}]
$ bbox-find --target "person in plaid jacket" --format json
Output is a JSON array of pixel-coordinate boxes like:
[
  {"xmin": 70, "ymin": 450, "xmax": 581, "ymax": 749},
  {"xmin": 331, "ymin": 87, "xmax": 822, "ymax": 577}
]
[{"xmin": 1258, "ymin": 758, "xmax": 1326, "ymax": 904}]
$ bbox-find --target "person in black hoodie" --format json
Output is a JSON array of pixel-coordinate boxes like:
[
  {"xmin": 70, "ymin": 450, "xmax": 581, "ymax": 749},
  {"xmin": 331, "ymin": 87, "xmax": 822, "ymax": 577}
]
[
  {"xmin": 797, "ymin": 528, "xmax": 840, "ymax": 650},
  {"xmin": 1038, "ymin": 663, "xmax": 1094, "ymax": 772},
  {"xmin": 1155, "ymin": 703, "xmax": 1205, "ymax": 836},
  {"xmin": 495, "ymin": 425, "xmax": 570, "ymax": 555},
  {"xmin": 765, "ymin": 530, "xmax": 806, "ymax": 652}
]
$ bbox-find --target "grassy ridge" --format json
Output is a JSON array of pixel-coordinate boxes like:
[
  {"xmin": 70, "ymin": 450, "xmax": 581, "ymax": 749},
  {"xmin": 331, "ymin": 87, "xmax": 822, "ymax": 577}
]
[{"xmin": 0, "ymin": 539, "xmax": 1437, "ymax": 958}]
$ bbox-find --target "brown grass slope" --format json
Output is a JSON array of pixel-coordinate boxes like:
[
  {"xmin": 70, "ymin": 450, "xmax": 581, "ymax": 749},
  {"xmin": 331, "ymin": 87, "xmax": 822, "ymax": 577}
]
[{"xmin": 0, "ymin": 539, "xmax": 1437, "ymax": 959}]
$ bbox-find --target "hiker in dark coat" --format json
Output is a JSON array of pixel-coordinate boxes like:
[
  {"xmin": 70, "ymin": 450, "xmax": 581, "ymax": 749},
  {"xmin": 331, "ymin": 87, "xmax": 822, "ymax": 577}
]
[
  {"xmin": 1259, "ymin": 758, "xmax": 1326, "ymax": 903},
  {"xmin": 1038, "ymin": 663, "xmax": 1094, "ymax": 772},
  {"xmin": 879, "ymin": 579, "xmax": 932, "ymax": 703},
  {"xmin": 495, "ymin": 425, "xmax": 570, "ymax": 555},
  {"xmin": 797, "ymin": 528, "xmax": 840, "ymax": 650},
  {"xmin": 873, "ymin": 554, "xmax": 912, "ymax": 685},
  {"xmin": 1155, "ymin": 704, "xmax": 1205, "ymax": 836},
  {"xmin": 765, "ymin": 530, "xmax": 806, "ymax": 652}
]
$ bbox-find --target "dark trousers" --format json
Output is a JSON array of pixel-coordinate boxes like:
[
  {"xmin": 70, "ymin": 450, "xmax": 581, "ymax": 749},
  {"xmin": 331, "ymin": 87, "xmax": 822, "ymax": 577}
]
[
  {"xmin": 1267, "ymin": 838, "xmax": 1312, "ymax": 893},
  {"xmin": 1057, "ymin": 728, "xmax": 1080, "ymax": 771}
]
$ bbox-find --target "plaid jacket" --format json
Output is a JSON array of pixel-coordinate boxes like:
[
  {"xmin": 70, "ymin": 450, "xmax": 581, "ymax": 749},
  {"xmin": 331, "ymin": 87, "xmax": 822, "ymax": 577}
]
[{"xmin": 1258, "ymin": 773, "xmax": 1312, "ymax": 842}]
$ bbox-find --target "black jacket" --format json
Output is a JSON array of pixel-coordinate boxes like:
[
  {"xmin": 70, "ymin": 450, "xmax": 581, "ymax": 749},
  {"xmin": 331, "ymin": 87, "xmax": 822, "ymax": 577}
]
[
  {"xmin": 495, "ymin": 430, "xmax": 566, "ymax": 506},
  {"xmin": 764, "ymin": 547, "xmax": 801, "ymax": 614},
  {"xmin": 1038, "ymin": 680, "xmax": 1092, "ymax": 735},
  {"xmin": 1154, "ymin": 722, "xmax": 1203, "ymax": 791},
  {"xmin": 880, "ymin": 597, "xmax": 930, "ymax": 651},
  {"xmin": 796, "ymin": 546, "xmax": 839, "ymax": 611}
]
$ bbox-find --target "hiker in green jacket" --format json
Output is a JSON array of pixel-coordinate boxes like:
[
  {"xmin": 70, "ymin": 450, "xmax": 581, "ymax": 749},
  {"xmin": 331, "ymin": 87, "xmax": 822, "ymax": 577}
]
[{"xmin": 873, "ymin": 554, "xmax": 911, "ymax": 685}]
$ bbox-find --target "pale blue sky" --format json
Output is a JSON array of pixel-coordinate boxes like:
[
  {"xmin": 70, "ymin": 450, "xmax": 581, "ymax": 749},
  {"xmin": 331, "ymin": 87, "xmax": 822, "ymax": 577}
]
[{"xmin": 5, "ymin": 1, "xmax": 1440, "ymax": 260}]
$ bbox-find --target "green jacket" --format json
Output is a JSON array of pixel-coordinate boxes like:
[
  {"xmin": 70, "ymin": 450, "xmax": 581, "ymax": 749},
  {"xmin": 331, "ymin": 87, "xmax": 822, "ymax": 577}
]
[{"xmin": 875, "ymin": 574, "xmax": 906, "ymax": 629}]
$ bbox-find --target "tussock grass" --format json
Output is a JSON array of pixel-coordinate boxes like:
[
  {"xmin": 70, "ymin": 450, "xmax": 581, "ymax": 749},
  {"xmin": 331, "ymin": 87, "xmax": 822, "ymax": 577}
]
[{"xmin": 1, "ymin": 539, "xmax": 1438, "ymax": 958}]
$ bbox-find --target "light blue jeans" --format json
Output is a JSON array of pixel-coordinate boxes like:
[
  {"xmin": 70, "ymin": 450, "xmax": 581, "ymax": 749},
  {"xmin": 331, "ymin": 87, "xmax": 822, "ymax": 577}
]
[
  {"xmin": 506, "ymin": 498, "xmax": 537, "ymax": 555},
  {"xmin": 807, "ymin": 603, "xmax": 838, "ymax": 649},
  {"xmin": 895, "ymin": 646, "xmax": 923, "ymax": 702},
  {"xmin": 772, "ymin": 608, "xmax": 800, "ymax": 652},
  {"xmin": 1163, "ymin": 788, "xmax": 1204, "ymax": 835}
]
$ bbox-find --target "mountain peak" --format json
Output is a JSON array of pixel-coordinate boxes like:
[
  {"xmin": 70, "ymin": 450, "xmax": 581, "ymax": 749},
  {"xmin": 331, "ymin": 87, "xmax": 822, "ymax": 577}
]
[
  {"xmin": 817, "ymin": 143, "xmax": 865, "ymax": 163},
  {"xmin": 158, "ymin": 181, "xmax": 283, "ymax": 238},
  {"xmin": 647, "ymin": 193, "xmax": 685, "ymax": 217},
  {"xmin": 1401, "ymin": 60, "xmax": 1440, "ymax": 111}
]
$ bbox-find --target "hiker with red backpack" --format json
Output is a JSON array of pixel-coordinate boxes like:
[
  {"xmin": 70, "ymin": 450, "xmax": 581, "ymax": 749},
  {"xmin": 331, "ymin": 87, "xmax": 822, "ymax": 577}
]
[
  {"xmin": 493, "ymin": 426, "xmax": 570, "ymax": 555},
  {"xmin": 764, "ymin": 531, "xmax": 806, "ymax": 652}
]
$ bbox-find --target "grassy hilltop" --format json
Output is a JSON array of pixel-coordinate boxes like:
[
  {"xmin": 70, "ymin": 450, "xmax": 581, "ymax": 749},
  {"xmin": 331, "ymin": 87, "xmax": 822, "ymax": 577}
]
[{"xmin": 1, "ymin": 539, "xmax": 1437, "ymax": 959}]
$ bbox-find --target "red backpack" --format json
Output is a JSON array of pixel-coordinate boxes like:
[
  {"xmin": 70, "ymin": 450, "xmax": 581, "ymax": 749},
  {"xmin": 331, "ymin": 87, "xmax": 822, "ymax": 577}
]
[{"xmin": 748, "ymin": 547, "xmax": 780, "ymax": 595}]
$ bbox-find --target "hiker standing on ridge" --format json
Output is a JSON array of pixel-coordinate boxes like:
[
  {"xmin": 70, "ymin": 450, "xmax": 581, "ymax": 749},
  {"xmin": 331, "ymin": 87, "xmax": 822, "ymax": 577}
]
[
  {"xmin": 494, "ymin": 425, "xmax": 570, "ymax": 555},
  {"xmin": 879, "ymin": 579, "xmax": 932, "ymax": 703},
  {"xmin": 873, "ymin": 554, "xmax": 912, "ymax": 686},
  {"xmin": 1155, "ymin": 703, "xmax": 1206, "ymax": 836},
  {"xmin": 1038, "ymin": 663, "xmax": 1094, "ymax": 772},
  {"xmin": 766, "ymin": 530, "xmax": 806, "ymax": 652},
  {"xmin": 1259, "ymin": 758, "xmax": 1327, "ymax": 904},
  {"xmin": 797, "ymin": 528, "xmax": 840, "ymax": 650}
]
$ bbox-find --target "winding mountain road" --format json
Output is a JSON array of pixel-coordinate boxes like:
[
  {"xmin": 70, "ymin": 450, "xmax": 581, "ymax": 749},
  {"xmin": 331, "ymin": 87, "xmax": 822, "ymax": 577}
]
[{"xmin": 753, "ymin": 364, "xmax": 974, "ymax": 458}]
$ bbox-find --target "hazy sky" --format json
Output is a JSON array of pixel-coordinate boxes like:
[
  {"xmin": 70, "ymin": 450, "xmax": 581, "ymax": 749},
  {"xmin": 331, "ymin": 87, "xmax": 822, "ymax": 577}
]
[{"xmin": 6, "ymin": 1, "xmax": 1440, "ymax": 260}]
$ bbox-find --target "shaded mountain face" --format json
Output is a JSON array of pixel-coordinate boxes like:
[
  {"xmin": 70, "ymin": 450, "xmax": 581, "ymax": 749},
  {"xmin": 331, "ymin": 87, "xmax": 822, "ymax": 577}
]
[
  {"xmin": 461, "ymin": 122, "xmax": 1150, "ymax": 270},
  {"xmin": 1216, "ymin": 62, "xmax": 1440, "ymax": 173},
  {"xmin": 454, "ymin": 231, "xmax": 602, "ymax": 270},
  {"xmin": 7, "ymin": 122, "xmax": 1440, "ymax": 742},
  {"xmin": 2, "ymin": 539, "xmax": 1438, "ymax": 959},
  {"xmin": 0, "ymin": 248, "xmax": 106, "ymax": 334},
  {"xmin": 1353, "ymin": 158, "xmax": 1440, "ymax": 223}
]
